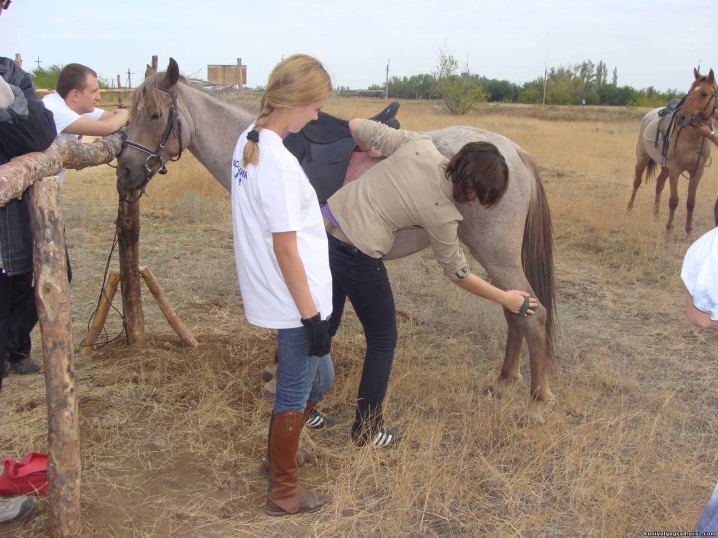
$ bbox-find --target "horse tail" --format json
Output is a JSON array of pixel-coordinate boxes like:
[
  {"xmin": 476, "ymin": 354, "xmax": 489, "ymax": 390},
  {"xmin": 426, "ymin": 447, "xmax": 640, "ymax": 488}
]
[
  {"xmin": 518, "ymin": 149, "xmax": 556, "ymax": 368},
  {"xmin": 643, "ymin": 159, "xmax": 657, "ymax": 184}
]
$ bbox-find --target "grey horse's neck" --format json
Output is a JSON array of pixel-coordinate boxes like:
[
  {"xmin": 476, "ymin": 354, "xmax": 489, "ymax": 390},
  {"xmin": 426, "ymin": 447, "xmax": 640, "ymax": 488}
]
[{"xmin": 178, "ymin": 84, "xmax": 257, "ymax": 192}]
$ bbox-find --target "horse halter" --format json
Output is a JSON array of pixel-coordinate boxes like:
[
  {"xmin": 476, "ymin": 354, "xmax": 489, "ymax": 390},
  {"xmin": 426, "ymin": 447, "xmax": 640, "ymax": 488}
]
[
  {"xmin": 121, "ymin": 87, "xmax": 184, "ymax": 191},
  {"xmin": 688, "ymin": 83, "xmax": 718, "ymax": 126}
]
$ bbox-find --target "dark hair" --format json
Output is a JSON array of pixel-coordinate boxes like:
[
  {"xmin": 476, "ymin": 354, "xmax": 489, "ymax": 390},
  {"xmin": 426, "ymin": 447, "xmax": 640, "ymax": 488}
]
[
  {"xmin": 56, "ymin": 63, "xmax": 97, "ymax": 98},
  {"xmin": 444, "ymin": 141, "xmax": 509, "ymax": 206}
]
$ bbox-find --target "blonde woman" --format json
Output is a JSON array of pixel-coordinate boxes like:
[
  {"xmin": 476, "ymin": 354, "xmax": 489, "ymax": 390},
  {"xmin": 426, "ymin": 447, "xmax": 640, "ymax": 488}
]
[{"xmin": 230, "ymin": 54, "xmax": 334, "ymax": 516}]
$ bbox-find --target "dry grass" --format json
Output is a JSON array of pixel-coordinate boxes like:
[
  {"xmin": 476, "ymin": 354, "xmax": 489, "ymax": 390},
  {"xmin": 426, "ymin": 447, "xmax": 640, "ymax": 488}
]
[{"xmin": 1, "ymin": 97, "xmax": 718, "ymax": 537}]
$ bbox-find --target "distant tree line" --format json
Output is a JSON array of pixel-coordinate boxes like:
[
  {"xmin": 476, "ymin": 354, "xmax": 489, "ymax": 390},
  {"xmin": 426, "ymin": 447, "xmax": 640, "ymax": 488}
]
[
  {"xmin": 30, "ymin": 64, "xmax": 111, "ymax": 90},
  {"xmin": 379, "ymin": 58, "xmax": 683, "ymax": 109}
]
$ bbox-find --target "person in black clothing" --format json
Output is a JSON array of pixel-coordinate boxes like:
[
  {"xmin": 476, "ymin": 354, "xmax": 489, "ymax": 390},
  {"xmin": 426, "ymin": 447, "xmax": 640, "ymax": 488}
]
[{"xmin": 0, "ymin": 56, "xmax": 56, "ymax": 380}]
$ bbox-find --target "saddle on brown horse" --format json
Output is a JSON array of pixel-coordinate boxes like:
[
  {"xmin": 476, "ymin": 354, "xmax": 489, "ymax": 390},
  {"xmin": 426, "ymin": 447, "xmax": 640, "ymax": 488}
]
[{"xmin": 283, "ymin": 102, "xmax": 400, "ymax": 203}]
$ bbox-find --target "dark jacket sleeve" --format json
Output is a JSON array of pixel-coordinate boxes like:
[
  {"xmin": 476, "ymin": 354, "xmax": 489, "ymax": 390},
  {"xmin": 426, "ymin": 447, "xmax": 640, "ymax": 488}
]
[{"xmin": 0, "ymin": 58, "xmax": 57, "ymax": 163}]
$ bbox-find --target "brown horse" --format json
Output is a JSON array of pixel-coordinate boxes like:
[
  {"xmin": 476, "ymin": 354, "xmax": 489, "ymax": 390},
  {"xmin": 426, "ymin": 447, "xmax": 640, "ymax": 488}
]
[
  {"xmin": 116, "ymin": 59, "xmax": 557, "ymax": 422},
  {"xmin": 627, "ymin": 68, "xmax": 717, "ymax": 234}
]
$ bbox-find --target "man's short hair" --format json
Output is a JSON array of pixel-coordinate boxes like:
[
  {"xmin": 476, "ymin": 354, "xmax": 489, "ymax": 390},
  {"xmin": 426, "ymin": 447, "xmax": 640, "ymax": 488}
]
[
  {"xmin": 445, "ymin": 141, "xmax": 509, "ymax": 207},
  {"xmin": 56, "ymin": 63, "xmax": 97, "ymax": 98}
]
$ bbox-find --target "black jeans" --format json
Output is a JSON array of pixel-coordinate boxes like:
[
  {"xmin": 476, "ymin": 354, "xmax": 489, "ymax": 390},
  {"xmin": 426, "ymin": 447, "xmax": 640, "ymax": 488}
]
[
  {"xmin": 327, "ymin": 234, "xmax": 397, "ymax": 436},
  {"xmin": 2, "ymin": 271, "xmax": 36, "ymax": 359},
  {"xmin": 0, "ymin": 271, "xmax": 37, "ymax": 391}
]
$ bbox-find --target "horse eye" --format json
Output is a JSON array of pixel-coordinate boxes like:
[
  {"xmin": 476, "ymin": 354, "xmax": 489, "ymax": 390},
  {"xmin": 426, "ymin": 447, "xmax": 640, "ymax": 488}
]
[
  {"xmin": 702, "ymin": 92, "xmax": 708, "ymax": 97},
  {"xmin": 150, "ymin": 112, "xmax": 161, "ymax": 120}
]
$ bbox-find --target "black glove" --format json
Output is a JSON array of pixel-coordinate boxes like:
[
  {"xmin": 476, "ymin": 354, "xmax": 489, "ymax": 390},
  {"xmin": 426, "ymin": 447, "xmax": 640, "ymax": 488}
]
[{"xmin": 301, "ymin": 313, "xmax": 332, "ymax": 357}]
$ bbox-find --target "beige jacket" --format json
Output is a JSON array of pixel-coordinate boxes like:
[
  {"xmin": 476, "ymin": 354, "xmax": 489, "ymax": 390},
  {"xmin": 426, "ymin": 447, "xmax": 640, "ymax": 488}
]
[{"xmin": 327, "ymin": 119, "xmax": 470, "ymax": 281}]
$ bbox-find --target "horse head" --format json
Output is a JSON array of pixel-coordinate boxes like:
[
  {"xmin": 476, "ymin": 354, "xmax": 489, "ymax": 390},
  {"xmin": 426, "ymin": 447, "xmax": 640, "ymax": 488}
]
[
  {"xmin": 116, "ymin": 58, "xmax": 186, "ymax": 192},
  {"xmin": 675, "ymin": 68, "xmax": 717, "ymax": 127}
]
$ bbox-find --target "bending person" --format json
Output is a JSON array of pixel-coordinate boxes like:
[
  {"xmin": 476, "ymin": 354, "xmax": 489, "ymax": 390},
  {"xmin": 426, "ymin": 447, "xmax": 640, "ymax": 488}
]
[
  {"xmin": 231, "ymin": 54, "xmax": 334, "ymax": 516},
  {"xmin": 323, "ymin": 118, "xmax": 539, "ymax": 448}
]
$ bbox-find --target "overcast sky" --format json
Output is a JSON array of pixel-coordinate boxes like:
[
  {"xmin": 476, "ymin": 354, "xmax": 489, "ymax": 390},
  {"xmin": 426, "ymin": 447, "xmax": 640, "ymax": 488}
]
[{"xmin": 2, "ymin": 0, "xmax": 716, "ymax": 93}]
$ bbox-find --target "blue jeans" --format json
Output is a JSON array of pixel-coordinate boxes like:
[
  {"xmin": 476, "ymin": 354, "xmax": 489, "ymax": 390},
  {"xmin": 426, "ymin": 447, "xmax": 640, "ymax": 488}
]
[
  {"xmin": 695, "ymin": 480, "xmax": 718, "ymax": 532},
  {"xmin": 327, "ymin": 234, "xmax": 397, "ymax": 436},
  {"xmin": 273, "ymin": 326, "xmax": 334, "ymax": 414}
]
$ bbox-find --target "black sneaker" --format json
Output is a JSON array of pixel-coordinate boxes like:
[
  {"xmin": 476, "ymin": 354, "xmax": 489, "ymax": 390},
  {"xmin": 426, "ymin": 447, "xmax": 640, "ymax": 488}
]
[
  {"xmin": 352, "ymin": 425, "xmax": 402, "ymax": 448},
  {"xmin": 306, "ymin": 407, "xmax": 336, "ymax": 429}
]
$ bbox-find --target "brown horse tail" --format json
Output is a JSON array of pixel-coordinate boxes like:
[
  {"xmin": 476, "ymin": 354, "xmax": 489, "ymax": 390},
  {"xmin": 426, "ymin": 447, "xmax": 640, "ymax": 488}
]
[
  {"xmin": 644, "ymin": 159, "xmax": 657, "ymax": 184},
  {"xmin": 518, "ymin": 149, "xmax": 556, "ymax": 369}
]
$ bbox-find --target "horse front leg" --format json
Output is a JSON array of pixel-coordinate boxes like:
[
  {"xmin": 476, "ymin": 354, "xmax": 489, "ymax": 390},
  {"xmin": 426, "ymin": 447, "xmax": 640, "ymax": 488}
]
[
  {"xmin": 665, "ymin": 170, "xmax": 680, "ymax": 232},
  {"xmin": 685, "ymin": 170, "xmax": 703, "ymax": 235},
  {"xmin": 653, "ymin": 167, "xmax": 669, "ymax": 216}
]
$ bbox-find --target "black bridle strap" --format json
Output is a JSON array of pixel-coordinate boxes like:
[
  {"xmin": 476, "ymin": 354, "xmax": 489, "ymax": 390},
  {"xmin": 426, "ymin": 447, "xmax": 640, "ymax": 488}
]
[{"xmin": 121, "ymin": 87, "xmax": 183, "ymax": 190}]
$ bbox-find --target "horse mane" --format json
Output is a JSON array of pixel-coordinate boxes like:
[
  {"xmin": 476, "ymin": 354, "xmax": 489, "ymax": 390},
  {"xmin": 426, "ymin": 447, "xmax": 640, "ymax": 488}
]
[{"xmin": 130, "ymin": 71, "xmax": 261, "ymax": 121}]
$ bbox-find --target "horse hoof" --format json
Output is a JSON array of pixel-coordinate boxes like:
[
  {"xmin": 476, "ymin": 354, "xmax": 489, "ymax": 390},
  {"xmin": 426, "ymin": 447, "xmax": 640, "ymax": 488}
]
[{"xmin": 526, "ymin": 396, "xmax": 555, "ymax": 424}]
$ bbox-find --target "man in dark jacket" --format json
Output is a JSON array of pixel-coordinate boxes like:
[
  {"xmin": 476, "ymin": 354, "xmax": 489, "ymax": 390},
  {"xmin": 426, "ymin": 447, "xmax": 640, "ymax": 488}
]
[{"xmin": 0, "ymin": 57, "xmax": 57, "ymax": 382}]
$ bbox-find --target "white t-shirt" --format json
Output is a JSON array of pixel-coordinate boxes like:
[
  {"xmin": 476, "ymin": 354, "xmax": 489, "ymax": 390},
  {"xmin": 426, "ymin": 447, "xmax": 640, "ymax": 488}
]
[
  {"xmin": 681, "ymin": 226, "xmax": 718, "ymax": 321},
  {"xmin": 42, "ymin": 92, "xmax": 104, "ymax": 185},
  {"xmin": 230, "ymin": 125, "xmax": 332, "ymax": 329}
]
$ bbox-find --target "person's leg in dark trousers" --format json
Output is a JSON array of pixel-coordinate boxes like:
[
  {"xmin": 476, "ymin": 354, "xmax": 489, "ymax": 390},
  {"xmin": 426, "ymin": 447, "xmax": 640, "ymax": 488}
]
[
  {"xmin": 327, "ymin": 235, "xmax": 398, "ymax": 444},
  {"xmin": 6, "ymin": 271, "xmax": 37, "ymax": 365},
  {"xmin": 0, "ymin": 271, "xmax": 12, "ymax": 391}
]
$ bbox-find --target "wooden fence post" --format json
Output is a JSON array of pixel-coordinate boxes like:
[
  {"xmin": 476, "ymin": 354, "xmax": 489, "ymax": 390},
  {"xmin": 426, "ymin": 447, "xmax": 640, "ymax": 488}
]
[
  {"xmin": 117, "ymin": 186, "xmax": 145, "ymax": 344},
  {"xmin": 28, "ymin": 177, "xmax": 81, "ymax": 538}
]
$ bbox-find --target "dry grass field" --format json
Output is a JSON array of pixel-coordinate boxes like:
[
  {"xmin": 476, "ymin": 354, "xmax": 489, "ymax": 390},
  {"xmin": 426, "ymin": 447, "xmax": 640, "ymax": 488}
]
[{"xmin": 2, "ymin": 97, "xmax": 718, "ymax": 537}]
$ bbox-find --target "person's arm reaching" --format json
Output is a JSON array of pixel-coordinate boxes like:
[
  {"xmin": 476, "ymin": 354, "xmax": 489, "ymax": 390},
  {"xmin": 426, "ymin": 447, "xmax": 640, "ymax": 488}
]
[{"xmin": 60, "ymin": 108, "xmax": 128, "ymax": 137}]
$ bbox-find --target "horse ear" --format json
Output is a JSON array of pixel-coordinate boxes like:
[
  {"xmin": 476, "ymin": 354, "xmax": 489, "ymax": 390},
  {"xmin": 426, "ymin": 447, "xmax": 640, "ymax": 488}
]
[
  {"xmin": 694, "ymin": 67, "xmax": 700, "ymax": 80},
  {"xmin": 163, "ymin": 58, "xmax": 180, "ymax": 89},
  {"xmin": 145, "ymin": 64, "xmax": 156, "ymax": 78},
  {"xmin": 709, "ymin": 69, "xmax": 715, "ymax": 85}
]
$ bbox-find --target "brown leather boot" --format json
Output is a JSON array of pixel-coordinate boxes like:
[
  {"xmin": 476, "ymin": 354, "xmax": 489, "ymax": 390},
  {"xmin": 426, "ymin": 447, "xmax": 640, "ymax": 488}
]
[
  {"xmin": 258, "ymin": 401, "xmax": 316, "ymax": 477},
  {"xmin": 264, "ymin": 410, "xmax": 331, "ymax": 516}
]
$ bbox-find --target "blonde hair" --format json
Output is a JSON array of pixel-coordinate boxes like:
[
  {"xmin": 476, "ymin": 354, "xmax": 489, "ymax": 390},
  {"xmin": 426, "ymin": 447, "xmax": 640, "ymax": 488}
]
[{"xmin": 242, "ymin": 54, "xmax": 332, "ymax": 167}]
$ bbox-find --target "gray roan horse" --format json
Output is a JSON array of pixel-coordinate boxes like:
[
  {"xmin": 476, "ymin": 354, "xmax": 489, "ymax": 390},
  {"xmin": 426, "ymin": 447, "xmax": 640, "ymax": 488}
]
[
  {"xmin": 116, "ymin": 59, "xmax": 557, "ymax": 422},
  {"xmin": 627, "ymin": 68, "xmax": 717, "ymax": 234}
]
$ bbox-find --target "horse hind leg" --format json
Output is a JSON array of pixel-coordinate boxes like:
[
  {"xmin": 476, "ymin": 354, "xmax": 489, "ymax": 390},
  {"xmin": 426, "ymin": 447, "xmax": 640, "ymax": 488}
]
[
  {"xmin": 491, "ymin": 309, "xmax": 524, "ymax": 391},
  {"xmin": 653, "ymin": 167, "xmax": 669, "ymax": 216},
  {"xmin": 628, "ymin": 153, "xmax": 652, "ymax": 211}
]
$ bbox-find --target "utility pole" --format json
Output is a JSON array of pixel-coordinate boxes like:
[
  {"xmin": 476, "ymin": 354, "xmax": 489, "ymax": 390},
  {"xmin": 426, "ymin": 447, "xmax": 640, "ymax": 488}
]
[
  {"xmin": 385, "ymin": 59, "xmax": 389, "ymax": 99},
  {"xmin": 542, "ymin": 32, "xmax": 548, "ymax": 107},
  {"xmin": 125, "ymin": 68, "xmax": 135, "ymax": 89},
  {"xmin": 34, "ymin": 56, "xmax": 41, "ymax": 69}
]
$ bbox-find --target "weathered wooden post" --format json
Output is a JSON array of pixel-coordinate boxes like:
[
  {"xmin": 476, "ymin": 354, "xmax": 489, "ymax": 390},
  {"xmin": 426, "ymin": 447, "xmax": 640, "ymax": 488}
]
[
  {"xmin": 27, "ymin": 177, "xmax": 80, "ymax": 537},
  {"xmin": 0, "ymin": 132, "xmax": 126, "ymax": 537},
  {"xmin": 116, "ymin": 187, "xmax": 145, "ymax": 344}
]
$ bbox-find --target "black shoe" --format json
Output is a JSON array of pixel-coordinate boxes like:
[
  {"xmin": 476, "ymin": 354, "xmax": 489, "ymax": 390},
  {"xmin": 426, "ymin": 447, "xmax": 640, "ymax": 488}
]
[
  {"xmin": 352, "ymin": 424, "xmax": 402, "ymax": 448},
  {"xmin": 305, "ymin": 407, "xmax": 335, "ymax": 430},
  {"xmin": 10, "ymin": 356, "xmax": 41, "ymax": 375}
]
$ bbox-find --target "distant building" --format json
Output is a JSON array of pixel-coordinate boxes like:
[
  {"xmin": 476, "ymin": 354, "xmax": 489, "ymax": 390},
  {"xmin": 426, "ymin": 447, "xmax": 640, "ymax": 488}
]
[{"xmin": 207, "ymin": 59, "xmax": 246, "ymax": 89}]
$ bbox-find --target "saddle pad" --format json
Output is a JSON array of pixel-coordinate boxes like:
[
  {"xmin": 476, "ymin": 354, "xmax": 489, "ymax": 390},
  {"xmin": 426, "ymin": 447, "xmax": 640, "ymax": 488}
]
[{"xmin": 643, "ymin": 115, "xmax": 663, "ymax": 145}]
